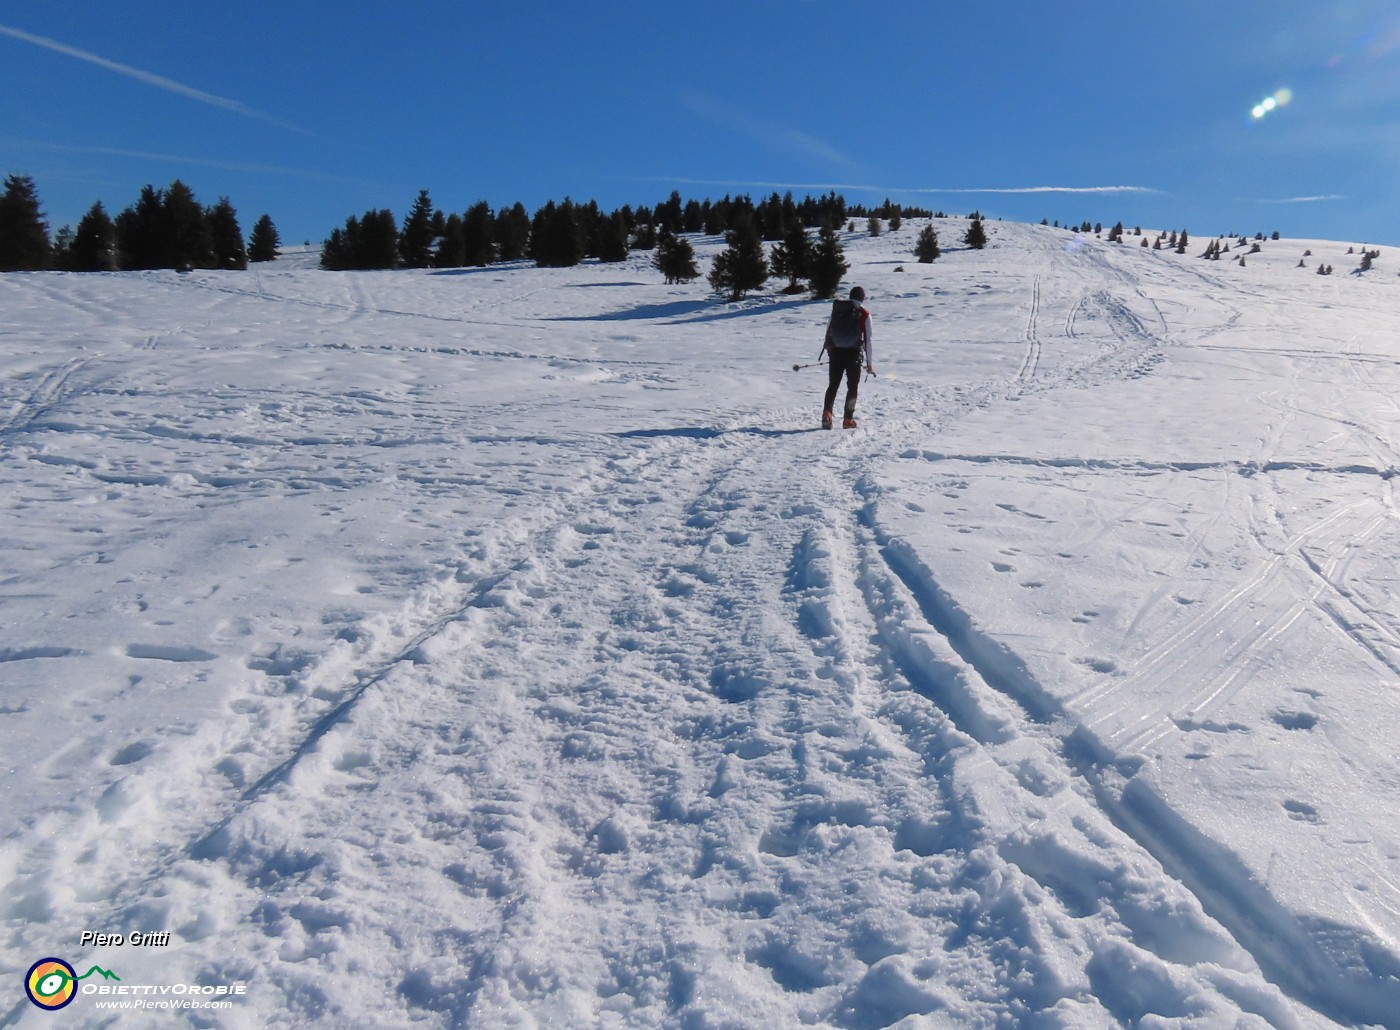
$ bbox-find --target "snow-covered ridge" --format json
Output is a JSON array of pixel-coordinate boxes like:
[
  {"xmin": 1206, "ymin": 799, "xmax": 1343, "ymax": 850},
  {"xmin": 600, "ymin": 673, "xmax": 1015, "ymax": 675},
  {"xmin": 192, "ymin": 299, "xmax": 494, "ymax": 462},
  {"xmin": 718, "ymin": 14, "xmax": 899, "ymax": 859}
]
[{"xmin": 1, "ymin": 220, "xmax": 1398, "ymax": 1027}]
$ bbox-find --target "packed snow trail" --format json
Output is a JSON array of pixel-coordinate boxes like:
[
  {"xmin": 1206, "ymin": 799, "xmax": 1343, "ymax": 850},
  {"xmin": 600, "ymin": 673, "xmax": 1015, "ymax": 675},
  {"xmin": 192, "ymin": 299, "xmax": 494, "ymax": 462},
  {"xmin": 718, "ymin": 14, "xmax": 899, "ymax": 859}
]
[{"xmin": 2, "ymin": 222, "xmax": 1399, "ymax": 1027}]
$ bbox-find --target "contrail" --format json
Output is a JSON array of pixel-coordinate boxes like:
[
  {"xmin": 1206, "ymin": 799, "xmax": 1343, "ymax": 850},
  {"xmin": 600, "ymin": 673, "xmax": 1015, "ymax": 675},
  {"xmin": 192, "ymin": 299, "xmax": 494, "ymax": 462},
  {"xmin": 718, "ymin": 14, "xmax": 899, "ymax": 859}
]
[
  {"xmin": 4, "ymin": 138, "xmax": 381, "ymax": 188},
  {"xmin": 0, "ymin": 22, "xmax": 309, "ymax": 134},
  {"xmin": 915, "ymin": 185, "xmax": 1162, "ymax": 195},
  {"xmin": 636, "ymin": 176, "xmax": 1160, "ymax": 196}
]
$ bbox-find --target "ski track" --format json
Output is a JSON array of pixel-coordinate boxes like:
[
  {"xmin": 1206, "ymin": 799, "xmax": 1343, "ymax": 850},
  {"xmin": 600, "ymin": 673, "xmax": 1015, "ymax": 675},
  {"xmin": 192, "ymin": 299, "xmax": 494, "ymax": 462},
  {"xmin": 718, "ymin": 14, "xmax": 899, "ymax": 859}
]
[
  {"xmin": 3, "ymin": 224, "xmax": 1398, "ymax": 1027},
  {"xmin": 1016, "ymin": 275, "xmax": 1042, "ymax": 384},
  {"xmin": 860, "ymin": 489, "xmax": 1399, "ymax": 1027},
  {"xmin": 0, "ymin": 357, "xmax": 91, "ymax": 437}
]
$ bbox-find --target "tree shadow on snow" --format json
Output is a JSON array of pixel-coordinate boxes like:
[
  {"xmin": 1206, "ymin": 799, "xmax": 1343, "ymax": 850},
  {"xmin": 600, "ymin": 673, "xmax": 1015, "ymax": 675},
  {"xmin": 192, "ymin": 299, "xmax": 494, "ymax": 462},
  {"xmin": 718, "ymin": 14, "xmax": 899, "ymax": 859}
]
[
  {"xmin": 429, "ymin": 260, "xmax": 534, "ymax": 277},
  {"xmin": 548, "ymin": 295, "xmax": 826, "ymax": 325},
  {"xmin": 612, "ymin": 426, "xmax": 819, "ymax": 440},
  {"xmin": 548, "ymin": 299, "xmax": 711, "ymax": 322},
  {"xmin": 565, "ymin": 281, "xmax": 649, "ymax": 288}
]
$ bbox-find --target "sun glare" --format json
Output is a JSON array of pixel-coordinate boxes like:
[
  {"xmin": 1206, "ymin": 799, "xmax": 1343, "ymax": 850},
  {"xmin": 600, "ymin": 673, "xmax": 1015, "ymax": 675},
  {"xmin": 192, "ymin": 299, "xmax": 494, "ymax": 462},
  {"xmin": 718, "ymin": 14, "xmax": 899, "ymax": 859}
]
[{"xmin": 1252, "ymin": 88, "xmax": 1294, "ymax": 121}]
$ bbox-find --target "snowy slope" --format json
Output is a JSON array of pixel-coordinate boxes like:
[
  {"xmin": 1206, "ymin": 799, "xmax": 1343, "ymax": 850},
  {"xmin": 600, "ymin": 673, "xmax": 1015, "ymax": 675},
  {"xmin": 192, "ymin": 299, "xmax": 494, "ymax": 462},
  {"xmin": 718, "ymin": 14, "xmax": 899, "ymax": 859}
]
[{"xmin": 2, "ymin": 221, "xmax": 1399, "ymax": 1027}]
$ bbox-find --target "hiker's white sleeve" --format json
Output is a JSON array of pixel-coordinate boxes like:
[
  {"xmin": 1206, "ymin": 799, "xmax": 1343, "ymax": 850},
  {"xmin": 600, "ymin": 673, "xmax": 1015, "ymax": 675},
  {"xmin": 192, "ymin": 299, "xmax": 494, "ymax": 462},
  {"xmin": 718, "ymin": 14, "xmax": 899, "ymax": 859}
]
[{"xmin": 864, "ymin": 317, "xmax": 874, "ymax": 364}]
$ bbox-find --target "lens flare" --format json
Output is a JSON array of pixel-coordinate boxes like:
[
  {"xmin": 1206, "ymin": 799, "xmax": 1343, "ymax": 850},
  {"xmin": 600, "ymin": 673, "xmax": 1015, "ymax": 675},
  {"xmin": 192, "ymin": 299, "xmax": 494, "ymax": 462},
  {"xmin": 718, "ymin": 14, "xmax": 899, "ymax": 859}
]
[{"xmin": 1251, "ymin": 88, "xmax": 1293, "ymax": 120}]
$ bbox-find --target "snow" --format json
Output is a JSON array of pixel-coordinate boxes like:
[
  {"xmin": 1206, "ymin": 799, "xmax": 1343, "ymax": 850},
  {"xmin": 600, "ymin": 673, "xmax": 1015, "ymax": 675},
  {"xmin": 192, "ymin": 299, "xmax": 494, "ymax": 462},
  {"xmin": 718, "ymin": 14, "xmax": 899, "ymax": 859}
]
[{"xmin": 2, "ymin": 221, "xmax": 1400, "ymax": 1027}]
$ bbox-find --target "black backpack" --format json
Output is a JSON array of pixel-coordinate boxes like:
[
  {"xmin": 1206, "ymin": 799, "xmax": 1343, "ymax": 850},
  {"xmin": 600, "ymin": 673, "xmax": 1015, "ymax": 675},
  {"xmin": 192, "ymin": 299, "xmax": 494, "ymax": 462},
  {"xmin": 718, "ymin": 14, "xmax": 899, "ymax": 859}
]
[{"xmin": 828, "ymin": 299, "xmax": 865, "ymax": 348}]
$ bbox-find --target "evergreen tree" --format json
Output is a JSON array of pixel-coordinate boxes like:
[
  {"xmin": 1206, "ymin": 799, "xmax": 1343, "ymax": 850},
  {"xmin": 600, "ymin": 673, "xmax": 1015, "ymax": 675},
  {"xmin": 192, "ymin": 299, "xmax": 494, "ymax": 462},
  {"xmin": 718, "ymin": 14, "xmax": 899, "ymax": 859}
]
[
  {"xmin": 359, "ymin": 209, "xmax": 400, "ymax": 268},
  {"xmin": 728, "ymin": 194, "xmax": 756, "ymax": 230},
  {"xmin": 707, "ymin": 211, "xmax": 768, "ymax": 300},
  {"xmin": 433, "ymin": 213, "xmax": 466, "ymax": 268},
  {"xmin": 597, "ymin": 210, "xmax": 630, "ymax": 263},
  {"xmin": 531, "ymin": 199, "xmax": 586, "ymax": 267},
  {"xmin": 69, "ymin": 201, "xmax": 118, "ymax": 271},
  {"xmin": 867, "ymin": 215, "xmax": 883, "ymax": 237},
  {"xmin": 496, "ymin": 203, "xmax": 531, "ymax": 262},
  {"xmin": 770, "ymin": 221, "xmax": 813, "ymax": 292},
  {"xmin": 808, "ymin": 220, "xmax": 848, "ymax": 299},
  {"xmin": 757, "ymin": 192, "xmax": 788, "ymax": 241},
  {"xmin": 0, "ymin": 174, "xmax": 51, "ymax": 270},
  {"xmin": 323, "ymin": 209, "xmax": 399, "ymax": 270},
  {"xmin": 164, "ymin": 180, "xmax": 214, "ymax": 269},
  {"xmin": 963, "ymin": 217, "xmax": 988, "ymax": 250},
  {"xmin": 207, "ymin": 197, "xmax": 247, "ymax": 269},
  {"xmin": 655, "ymin": 228, "xmax": 700, "ymax": 284},
  {"xmin": 248, "ymin": 214, "xmax": 281, "ymax": 263},
  {"xmin": 579, "ymin": 199, "xmax": 607, "ymax": 258},
  {"xmin": 631, "ymin": 221, "xmax": 658, "ymax": 250},
  {"xmin": 462, "ymin": 201, "xmax": 497, "ymax": 266},
  {"xmin": 115, "ymin": 185, "xmax": 168, "ymax": 270},
  {"xmin": 321, "ymin": 220, "xmax": 357, "ymax": 270},
  {"xmin": 51, "ymin": 225, "xmax": 74, "ymax": 270},
  {"xmin": 704, "ymin": 196, "xmax": 730, "ymax": 236},
  {"xmin": 683, "ymin": 199, "xmax": 704, "ymax": 233},
  {"xmin": 915, "ymin": 223, "xmax": 941, "ymax": 263},
  {"xmin": 553, "ymin": 198, "xmax": 588, "ymax": 267},
  {"xmin": 529, "ymin": 201, "xmax": 555, "ymax": 264},
  {"xmin": 657, "ymin": 190, "xmax": 684, "ymax": 234},
  {"xmin": 399, "ymin": 189, "xmax": 436, "ymax": 268},
  {"xmin": 820, "ymin": 191, "xmax": 847, "ymax": 228}
]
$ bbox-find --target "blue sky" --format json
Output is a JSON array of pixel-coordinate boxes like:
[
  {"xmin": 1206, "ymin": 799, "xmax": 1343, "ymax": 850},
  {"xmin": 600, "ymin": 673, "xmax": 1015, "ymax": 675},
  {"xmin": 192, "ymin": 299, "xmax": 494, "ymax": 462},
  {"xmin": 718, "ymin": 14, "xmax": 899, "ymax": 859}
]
[{"xmin": 3, "ymin": 1, "xmax": 1399, "ymax": 246}]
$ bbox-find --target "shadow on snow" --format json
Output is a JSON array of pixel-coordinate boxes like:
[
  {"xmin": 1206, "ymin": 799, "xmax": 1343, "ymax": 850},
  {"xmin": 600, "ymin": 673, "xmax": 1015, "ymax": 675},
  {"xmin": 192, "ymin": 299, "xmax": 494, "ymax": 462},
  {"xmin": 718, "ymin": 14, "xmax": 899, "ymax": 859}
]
[
  {"xmin": 612, "ymin": 426, "xmax": 819, "ymax": 440},
  {"xmin": 549, "ymin": 295, "xmax": 826, "ymax": 325}
]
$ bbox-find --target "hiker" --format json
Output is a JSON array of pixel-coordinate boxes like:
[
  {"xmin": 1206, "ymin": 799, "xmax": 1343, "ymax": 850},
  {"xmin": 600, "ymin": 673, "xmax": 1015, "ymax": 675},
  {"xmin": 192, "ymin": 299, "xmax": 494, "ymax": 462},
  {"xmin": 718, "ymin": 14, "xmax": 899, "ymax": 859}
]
[{"xmin": 821, "ymin": 286, "xmax": 875, "ymax": 429}]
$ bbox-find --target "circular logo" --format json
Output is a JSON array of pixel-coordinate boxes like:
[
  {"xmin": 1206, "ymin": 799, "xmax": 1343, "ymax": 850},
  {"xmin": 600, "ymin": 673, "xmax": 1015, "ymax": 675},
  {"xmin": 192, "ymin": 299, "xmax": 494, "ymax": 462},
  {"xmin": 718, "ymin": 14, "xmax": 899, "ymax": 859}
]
[{"xmin": 25, "ymin": 958, "xmax": 77, "ymax": 1010}]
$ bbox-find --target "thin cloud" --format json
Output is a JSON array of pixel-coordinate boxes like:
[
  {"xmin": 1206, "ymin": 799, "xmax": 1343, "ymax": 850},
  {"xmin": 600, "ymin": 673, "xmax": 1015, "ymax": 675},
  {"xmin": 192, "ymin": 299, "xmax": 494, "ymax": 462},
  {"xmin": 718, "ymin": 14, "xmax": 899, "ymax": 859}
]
[
  {"xmin": 681, "ymin": 96, "xmax": 857, "ymax": 171},
  {"xmin": 911, "ymin": 185, "xmax": 1163, "ymax": 195},
  {"xmin": 1258, "ymin": 194, "xmax": 1347, "ymax": 204},
  {"xmin": 642, "ymin": 176, "xmax": 884, "ymax": 194},
  {"xmin": 637, "ymin": 176, "xmax": 1161, "ymax": 197},
  {"xmin": 5, "ymin": 139, "xmax": 379, "ymax": 188},
  {"xmin": 0, "ymin": 22, "xmax": 309, "ymax": 135}
]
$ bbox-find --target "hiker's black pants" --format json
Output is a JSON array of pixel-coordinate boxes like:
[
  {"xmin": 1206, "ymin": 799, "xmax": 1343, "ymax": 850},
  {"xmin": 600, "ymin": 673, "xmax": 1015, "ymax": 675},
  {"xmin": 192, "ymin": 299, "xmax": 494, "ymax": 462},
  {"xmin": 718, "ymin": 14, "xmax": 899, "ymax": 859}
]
[{"xmin": 824, "ymin": 347, "xmax": 863, "ymax": 417}]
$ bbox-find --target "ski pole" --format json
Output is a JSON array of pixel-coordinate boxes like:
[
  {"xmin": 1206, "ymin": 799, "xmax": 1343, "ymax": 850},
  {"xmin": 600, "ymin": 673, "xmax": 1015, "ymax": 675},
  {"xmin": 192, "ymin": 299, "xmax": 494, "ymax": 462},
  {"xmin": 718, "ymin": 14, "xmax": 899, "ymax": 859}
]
[{"xmin": 794, "ymin": 341, "xmax": 828, "ymax": 371}]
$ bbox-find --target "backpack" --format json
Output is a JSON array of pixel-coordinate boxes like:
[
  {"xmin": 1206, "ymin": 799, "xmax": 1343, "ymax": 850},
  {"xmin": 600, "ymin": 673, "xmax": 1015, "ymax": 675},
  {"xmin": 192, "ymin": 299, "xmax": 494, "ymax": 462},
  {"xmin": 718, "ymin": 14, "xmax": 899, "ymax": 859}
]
[{"xmin": 828, "ymin": 299, "xmax": 865, "ymax": 348}]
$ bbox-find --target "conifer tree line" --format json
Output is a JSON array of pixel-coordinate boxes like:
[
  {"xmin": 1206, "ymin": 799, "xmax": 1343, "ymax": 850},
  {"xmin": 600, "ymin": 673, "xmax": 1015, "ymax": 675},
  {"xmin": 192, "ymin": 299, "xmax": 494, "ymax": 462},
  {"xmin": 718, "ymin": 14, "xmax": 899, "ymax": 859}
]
[
  {"xmin": 318, "ymin": 188, "xmax": 934, "ymax": 273},
  {"xmin": 0, "ymin": 173, "xmax": 280, "ymax": 272}
]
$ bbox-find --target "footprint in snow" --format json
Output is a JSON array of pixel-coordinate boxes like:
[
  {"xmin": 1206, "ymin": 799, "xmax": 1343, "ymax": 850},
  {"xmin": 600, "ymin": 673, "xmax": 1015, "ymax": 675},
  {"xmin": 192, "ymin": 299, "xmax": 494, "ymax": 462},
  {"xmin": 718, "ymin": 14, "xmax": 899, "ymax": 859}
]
[
  {"xmin": 126, "ymin": 644, "xmax": 218, "ymax": 662},
  {"xmin": 1284, "ymin": 799, "xmax": 1322, "ymax": 824},
  {"xmin": 1271, "ymin": 710, "xmax": 1319, "ymax": 731},
  {"xmin": 1077, "ymin": 656, "xmax": 1118, "ymax": 674},
  {"xmin": 109, "ymin": 741, "xmax": 155, "ymax": 766}
]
